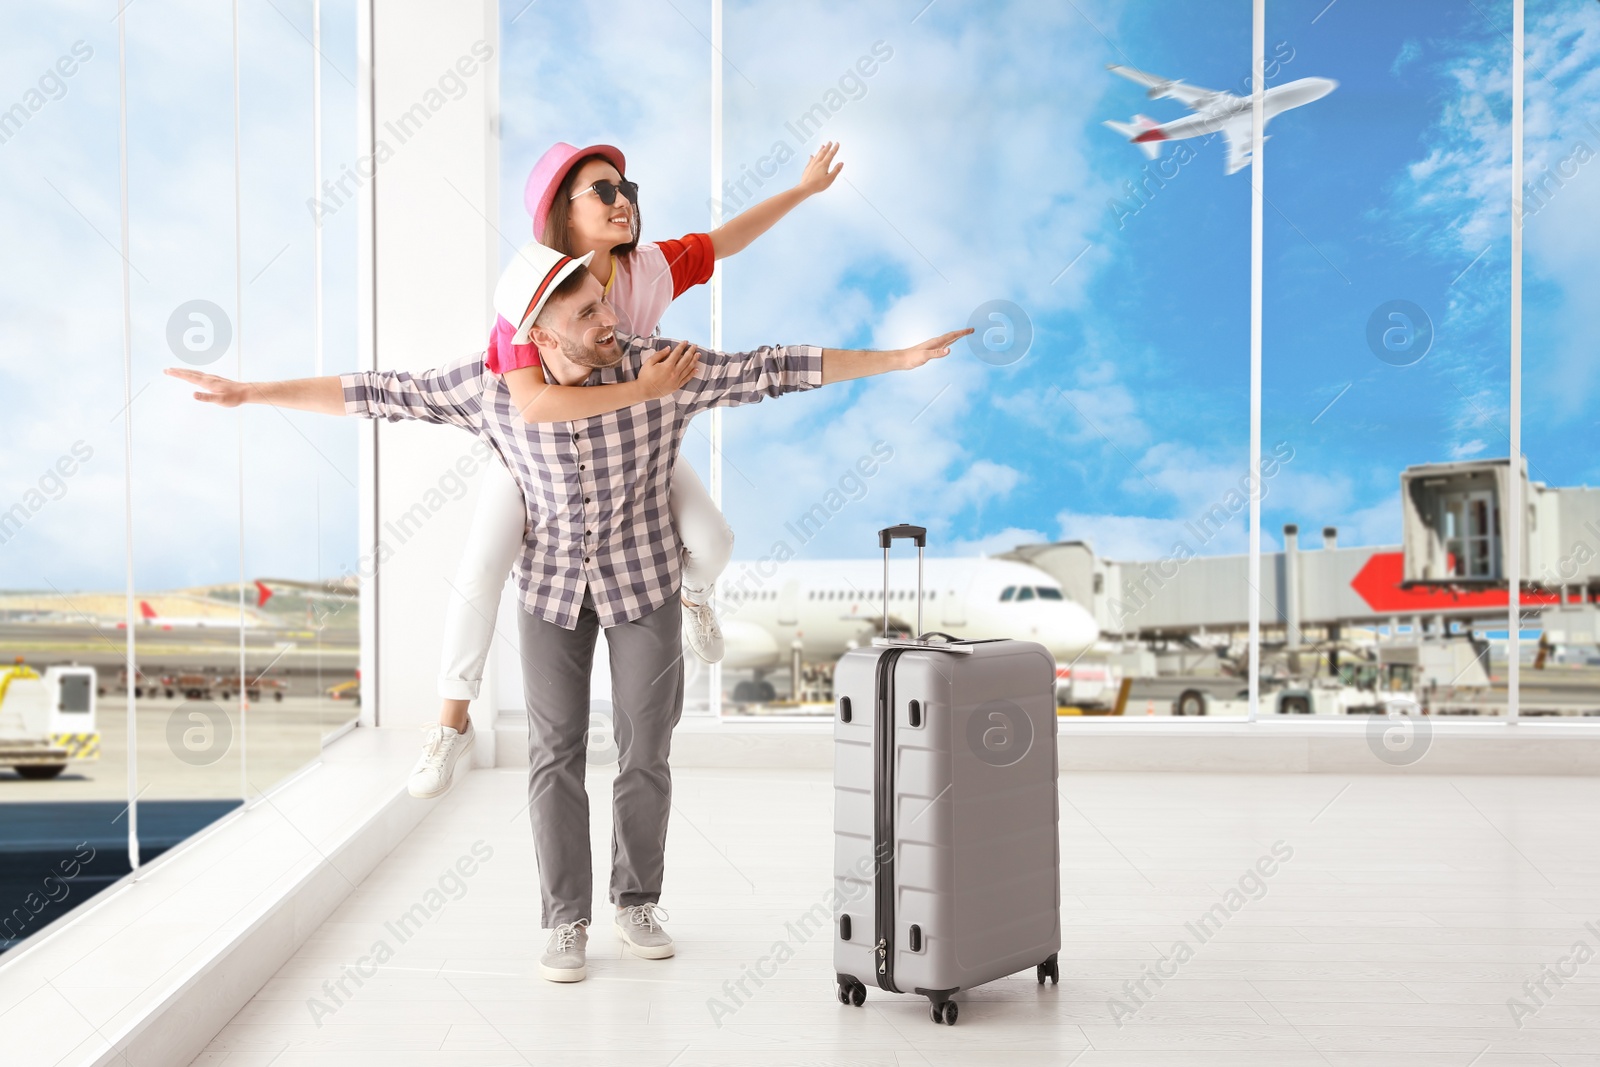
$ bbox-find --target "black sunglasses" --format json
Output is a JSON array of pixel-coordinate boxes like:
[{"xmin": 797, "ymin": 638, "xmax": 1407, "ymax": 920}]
[{"xmin": 570, "ymin": 179, "xmax": 639, "ymax": 206}]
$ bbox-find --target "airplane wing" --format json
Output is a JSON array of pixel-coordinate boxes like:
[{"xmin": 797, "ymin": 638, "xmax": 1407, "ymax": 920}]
[
  {"xmin": 1107, "ymin": 64, "xmax": 1223, "ymax": 111},
  {"xmin": 1220, "ymin": 115, "xmax": 1256, "ymax": 174}
]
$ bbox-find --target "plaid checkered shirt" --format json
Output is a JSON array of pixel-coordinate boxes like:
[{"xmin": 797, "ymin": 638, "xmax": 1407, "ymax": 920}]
[{"xmin": 339, "ymin": 335, "xmax": 823, "ymax": 629}]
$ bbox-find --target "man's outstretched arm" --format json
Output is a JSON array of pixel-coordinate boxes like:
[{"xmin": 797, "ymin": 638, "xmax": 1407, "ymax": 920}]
[
  {"xmin": 165, "ymin": 368, "xmax": 345, "ymax": 414},
  {"xmin": 820, "ymin": 329, "xmax": 973, "ymax": 384},
  {"xmin": 167, "ymin": 356, "xmax": 484, "ymax": 429},
  {"xmin": 677, "ymin": 327, "xmax": 973, "ymax": 415}
]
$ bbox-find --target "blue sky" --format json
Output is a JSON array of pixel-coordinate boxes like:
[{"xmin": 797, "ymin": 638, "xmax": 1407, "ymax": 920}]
[{"xmin": 1, "ymin": 0, "xmax": 1595, "ymax": 594}]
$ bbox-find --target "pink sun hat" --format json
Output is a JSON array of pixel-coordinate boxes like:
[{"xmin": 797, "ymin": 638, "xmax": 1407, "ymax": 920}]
[{"xmin": 523, "ymin": 141, "xmax": 627, "ymax": 242}]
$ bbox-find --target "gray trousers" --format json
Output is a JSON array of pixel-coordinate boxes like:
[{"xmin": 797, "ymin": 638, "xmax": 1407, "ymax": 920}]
[{"xmin": 518, "ymin": 591, "xmax": 683, "ymax": 927}]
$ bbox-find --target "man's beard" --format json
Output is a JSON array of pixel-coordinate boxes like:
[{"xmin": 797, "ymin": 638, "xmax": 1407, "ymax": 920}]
[{"xmin": 557, "ymin": 330, "xmax": 624, "ymax": 370}]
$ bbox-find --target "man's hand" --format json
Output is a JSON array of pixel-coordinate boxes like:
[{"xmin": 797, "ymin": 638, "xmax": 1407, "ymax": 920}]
[
  {"xmin": 819, "ymin": 328, "xmax": 974, "ymax": 385},
  {"xmin": 165, "ymin": 367, "xmax": 252, "ymax": 407},
  {"xmin": 638, "ymin": 341, "xmax": 700, "ymax": 399},
  {"xmin": 896, "ymin": 328, "xmax": 974, "ymax": 370},
  {"xmin": 794, "ymin": 141, "xmax": 843, "ymax": 197},
  {"xmin": 164, "ymin": 366, "xmax": 348, "ymax": 415}
]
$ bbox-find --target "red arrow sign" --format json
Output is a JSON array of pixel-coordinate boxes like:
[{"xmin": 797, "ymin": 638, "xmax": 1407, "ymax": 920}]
[{"xmin": 1349, "ymin": 551, "xmax": 1559, "ymax": 614}]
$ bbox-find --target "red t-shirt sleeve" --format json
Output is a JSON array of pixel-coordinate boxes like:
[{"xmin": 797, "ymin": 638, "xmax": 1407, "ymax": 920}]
[
  {"xmin": 483, "ymin": 313, "xmax": 543, "ymax": 375},
  {"xmin": 656, "ymin": 232, "xmax": 715, "ymax": 299}
]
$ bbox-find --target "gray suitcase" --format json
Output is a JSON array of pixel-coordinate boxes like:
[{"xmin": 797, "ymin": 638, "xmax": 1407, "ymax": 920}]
[{"xmin": 832, "ymin": 524, "xmax": 1061, "ymax": 1025}]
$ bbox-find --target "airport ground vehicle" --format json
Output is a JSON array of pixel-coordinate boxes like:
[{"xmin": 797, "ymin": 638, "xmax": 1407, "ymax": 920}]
[
  {"xmin": 0, "ymin": 663, "xmax": 100, "ymax": 780},
  {"xmin": 122, "ymin": 670, "xmax": 286, "ymax": 702},
  {"xmin": 1055, "ymin": 660, "xmax": 1124, "ymax": 708},
  {"xmin": 1173, "ymin": 671, "xmax": 1419, "ymax": 716},
  {"xmin": 1170, "ymin": 635, "xmax": 1488, "ymax": 716},
  {"xmin": 211, "ymin": 675, "xmax": 286, "ymax": 702}
]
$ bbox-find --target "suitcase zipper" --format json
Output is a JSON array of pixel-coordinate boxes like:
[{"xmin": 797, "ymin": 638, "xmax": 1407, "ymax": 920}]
[{"xmin": 873, "ymin": 648, "xmax": 905, "ymax": 993}]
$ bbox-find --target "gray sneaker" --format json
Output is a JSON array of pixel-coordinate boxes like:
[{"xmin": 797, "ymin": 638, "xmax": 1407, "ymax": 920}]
[
  {"xmin": 615, "ymin": 903, "xmax": 675, "ymax": 959},
  {"xmin": 539, "ymin": 919, "xmax": 589, "ymax": 983}
]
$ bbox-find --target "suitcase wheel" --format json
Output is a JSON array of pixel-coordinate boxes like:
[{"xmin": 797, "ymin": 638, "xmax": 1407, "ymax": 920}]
[
  {"xmin": 1036, "ymin": 954, "xmax": 1060, "ymax": 985},
  {"xmin": 928, "ymin": 999, "xmax": 958, "ymax": 1025},
  {"xmin": 836, "ymin": 977, "xmax": 867, "ymax": 1007}
]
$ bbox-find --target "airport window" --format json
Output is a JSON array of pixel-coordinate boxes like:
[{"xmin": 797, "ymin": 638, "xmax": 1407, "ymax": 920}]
[
  {"xmin": 1, "ymin": 0, "xmax": 363, "ymax": 954},
  {"xmin": 484, "ymin": 2, "xmax": 1586, "ymax": 732},
  {"xmin": 1440, "ymin": 491, "xmax": 1498, "ymax": 579}
]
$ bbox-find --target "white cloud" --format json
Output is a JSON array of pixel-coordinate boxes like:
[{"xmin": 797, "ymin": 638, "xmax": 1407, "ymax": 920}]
[
  {"xmin": 1392, "ymin": 39, "xmax": 1423, "ymax": 77},
  {"xmin": 942, "ymin": 525, "xmax": 1052, "ymax": 559},
  {"xmin": 1389, "ymin": 0, "xmax": 1600, "ymax": 429}
]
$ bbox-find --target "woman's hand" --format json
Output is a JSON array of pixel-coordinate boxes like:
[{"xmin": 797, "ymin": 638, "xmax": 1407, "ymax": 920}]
[
  {"xmin": 897, "ymin": 328, "xmax": 974, "ymax": 370},
  {"xmin": 638, "ymin": 341, "xmax": 700, "ymax": 399},
  {"xmin": 795, "ymin": 141, "xmax": 843, "ymax": 197}
]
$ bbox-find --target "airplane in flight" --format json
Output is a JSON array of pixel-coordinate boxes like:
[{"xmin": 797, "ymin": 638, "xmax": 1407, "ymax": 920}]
[
  {"xmin": 1103, "ymin": 63, "xmax": 1337, "ymax": 174},
  {"xmin": 706, "ymin": 557, "xmax": 1100, "ymax": 697}
]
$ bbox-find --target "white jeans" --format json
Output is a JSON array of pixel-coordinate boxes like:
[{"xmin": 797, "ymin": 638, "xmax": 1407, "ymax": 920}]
[{"xmin": 437, "ymin": 453, "xmax": 733, "ymax": 700}]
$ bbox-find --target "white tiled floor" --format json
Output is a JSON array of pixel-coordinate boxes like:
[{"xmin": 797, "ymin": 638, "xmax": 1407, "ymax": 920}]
[{"xmin": 192, "ymin": 767, "xmax": 1600, "ymax": 1066}]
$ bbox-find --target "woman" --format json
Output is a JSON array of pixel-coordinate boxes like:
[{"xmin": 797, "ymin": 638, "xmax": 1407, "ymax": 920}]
[{"xmin": 410, "ymin": 139, "xmax": 844, "ymax": 798}]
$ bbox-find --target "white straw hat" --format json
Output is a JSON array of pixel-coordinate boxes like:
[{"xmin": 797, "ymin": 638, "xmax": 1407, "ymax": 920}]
[{"xmin": 493, "ymin": 242, "xmax": 596, "ymax": 344}]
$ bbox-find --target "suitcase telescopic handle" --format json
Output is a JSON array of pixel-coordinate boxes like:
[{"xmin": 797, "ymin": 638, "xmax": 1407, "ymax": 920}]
[
  {"xmin": 878, "ymin": 524, "xmax": 927, "ymax": 639},
  {"xmin": 877, "ymin": 524, "xmax": 926, "ymax": 548}
]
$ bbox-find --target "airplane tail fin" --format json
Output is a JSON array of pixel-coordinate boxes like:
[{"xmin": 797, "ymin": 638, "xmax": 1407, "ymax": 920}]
[
  {"xmin": 139, "ymin": 600, "xmax": 157, "ymax": 620},
  {"xmin": 1102, "ymin": 114, "xmax": 1163, "ymax": 161},
  {"xmin": 255, "ymin": 580, "xmax": 273, "ymax": 608}
]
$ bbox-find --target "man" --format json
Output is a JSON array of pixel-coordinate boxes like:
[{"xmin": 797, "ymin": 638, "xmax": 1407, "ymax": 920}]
[{"xmin": 167, "ymin": 242, "xmax": 969, "ymax": 983}]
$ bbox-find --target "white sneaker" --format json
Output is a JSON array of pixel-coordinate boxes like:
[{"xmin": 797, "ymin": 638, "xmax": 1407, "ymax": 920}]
[
  {"xmin": 681, "ymin": 596, "xmax": 725, "ymax": 664},
  {"xmin": 407, "ymin": 720, "xmax": 474, "ymax": 799}
]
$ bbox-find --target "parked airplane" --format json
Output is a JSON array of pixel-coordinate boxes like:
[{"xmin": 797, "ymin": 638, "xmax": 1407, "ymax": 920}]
[
  {"xmin": 711, "ymin": 557, "xmax": 1099, "ymax": 674},
  {"xmin": 1103, "ymin": 63, "xmax": 1336, "ymax": 174},
  {"xmin": 115, "ymin": 600, "xmax": 260, "ymax": 630}
]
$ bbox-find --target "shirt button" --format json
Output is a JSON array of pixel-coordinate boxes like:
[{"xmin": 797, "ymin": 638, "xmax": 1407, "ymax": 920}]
[
  {"xmin": 583, "ymin": 496, "xmax": 591, "ymax": 503},
  {"xmin": 584, "ymin": 556, "xmax": 591, "ymax": 563},
  {"xmin": 579, "ymin": 464, "xmax": 586, "ymax": 471},
  {"xmin": 573, "ymin": 431, "xmax": 581, "ymax": 439}
]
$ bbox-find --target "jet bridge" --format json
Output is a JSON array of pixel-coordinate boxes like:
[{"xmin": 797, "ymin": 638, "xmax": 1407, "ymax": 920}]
[{"xmin": 1003, "ymin": 458, "xmax": 1600, "ymax": 642}]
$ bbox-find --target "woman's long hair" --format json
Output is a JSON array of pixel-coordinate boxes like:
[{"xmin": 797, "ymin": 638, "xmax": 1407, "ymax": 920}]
[{"xmin": 540, "ymin": 152, "xmax": 641, "ymax": 257}]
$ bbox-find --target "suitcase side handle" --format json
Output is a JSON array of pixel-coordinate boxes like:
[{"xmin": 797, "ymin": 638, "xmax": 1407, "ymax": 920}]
[{"xmin": 879, "ymin": 523, "xmax": 927, "ymax": 639}]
